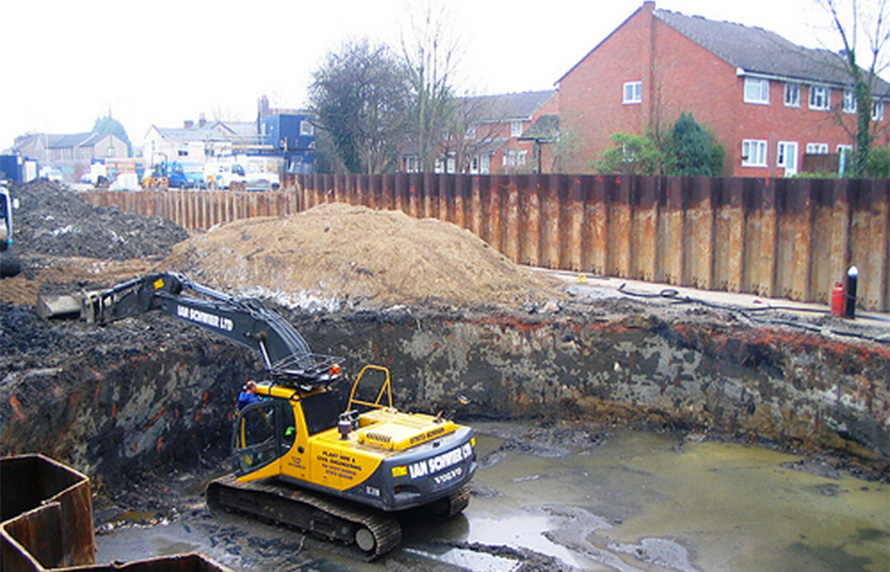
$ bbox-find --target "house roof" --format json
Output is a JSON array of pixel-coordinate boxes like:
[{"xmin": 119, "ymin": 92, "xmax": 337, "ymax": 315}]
[
  {"xmin": 654, "ymin": 8, "xmax": 890, "ymax": 95},
  {"xmin": 152, "ymin": 121, "xmax": 260, "ymax": 144},
  {"xmin": 47, "ymin": 132, "xmax": 99, "ymax": 148},
  {"xmin": 519, "ymin": 115, "xmax": 560, "ymax": 142},
  {"xmin": 461, "ymin": 90, "xmax": 556, "ymax": 123},
  {"xmin": 557, "ymin": 3, "xmax": 890, "ymax": 97}
]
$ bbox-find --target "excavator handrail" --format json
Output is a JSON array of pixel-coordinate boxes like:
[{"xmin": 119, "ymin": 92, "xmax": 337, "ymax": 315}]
[{"xmin": 347, "ymin": 365, "xmax": 393, "ymax": 411}]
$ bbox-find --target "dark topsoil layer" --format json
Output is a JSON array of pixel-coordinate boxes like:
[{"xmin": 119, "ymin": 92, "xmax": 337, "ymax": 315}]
[{"xmin": 12, "ymin": 180, "xmax": 188, "ymax": 260}]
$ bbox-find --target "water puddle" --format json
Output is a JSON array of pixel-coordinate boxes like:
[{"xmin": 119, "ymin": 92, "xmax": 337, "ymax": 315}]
[{"xmin": 458, "ymin": 428, "xmax": 889, "ymax": 571}]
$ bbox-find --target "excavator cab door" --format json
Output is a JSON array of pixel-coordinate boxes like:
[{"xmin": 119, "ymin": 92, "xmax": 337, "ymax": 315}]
[{"xmin": 232, "ymin": 399, "xmax": 295, "ymax": 476}]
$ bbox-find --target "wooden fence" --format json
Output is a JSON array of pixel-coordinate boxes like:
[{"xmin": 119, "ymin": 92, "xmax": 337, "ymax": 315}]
[{"xmin": 84, "ymin": 173, "xmax": 890, "ymax": 311}]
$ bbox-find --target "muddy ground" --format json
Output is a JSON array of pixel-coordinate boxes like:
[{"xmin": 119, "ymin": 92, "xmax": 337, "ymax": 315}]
[{"xmin": 1, "ymin": 180, "xmax": 889, "ymax": 571}]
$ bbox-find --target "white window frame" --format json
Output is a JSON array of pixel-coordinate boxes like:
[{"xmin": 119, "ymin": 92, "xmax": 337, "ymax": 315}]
[
  {"xmin": 843, "ymin": 90, "xmax": 857, "ymax": 114},
  {"xmin": 809, "ymin": 85, "xmax": 830, "ymax": 110},
  {"xmin": 510, "ymin": 121, "xmax": 523, "ymax": 138},
  {"xmin": 623, "ymin": 81, "xmax": 642, "ymax": 104},
  {"xmin": 300, "ymin": 120, "xmax": 314, "ymax": 136},
  {"xmin": 784, "ymin": 83, "xmax": 800, "ymax": 107},
  {"xmin": 466, "ymin": 125, "xmax": 476, "ymax": 139},
  {"xmin": 744, "ymin": 78, "xmax": 770, "ymax": 104},
  {"xmin": 742, "ymin": 139, "xmax": 768, "ymax": 167},
  {"xmin": 872, "ymin": 100, "xmax": 885, "ymax": 121},
  {"xmin": 503, "ymin": 148, "xmax": 528, "ymax": 167},
  {"xmin": 806, "ymin": 142, "xmax": 829, "ymax": 154},
  {"xmin": 777, "ymin": 141, "xmax": 799, "ymax": 175}
]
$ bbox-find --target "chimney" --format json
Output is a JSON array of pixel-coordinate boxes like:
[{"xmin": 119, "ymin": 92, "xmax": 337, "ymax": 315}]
[
  {"xmin": 199, "ymin": 113, "xmax": 206, "ymax": 128},
  {"xmin": 643, "ymin": 1, "xmax": 655, "ymax": 12},
  {"xmin": 184, "ymin": 120, "xmax": 194, "ymax": 129}
]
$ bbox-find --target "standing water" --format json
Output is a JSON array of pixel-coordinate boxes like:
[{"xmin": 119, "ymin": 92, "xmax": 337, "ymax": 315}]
[{"xmin": 97, "ymin": 424, "xmax": 889, "ymax": 571}]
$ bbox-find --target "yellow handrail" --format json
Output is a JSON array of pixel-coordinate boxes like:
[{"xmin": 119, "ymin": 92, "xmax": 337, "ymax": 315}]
[{"xmin": 347, "ymin": 365, "xmax": 393, "ymax": 411}]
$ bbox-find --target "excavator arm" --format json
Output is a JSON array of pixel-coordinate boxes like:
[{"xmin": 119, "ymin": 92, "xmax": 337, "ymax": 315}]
[{"xmin": 38, "ymin": 272, "xmax": 343, "ymax": 389}]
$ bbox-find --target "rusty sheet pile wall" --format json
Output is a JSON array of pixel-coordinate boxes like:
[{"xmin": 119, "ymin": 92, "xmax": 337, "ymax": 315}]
[
  {"xmin": 85, "ymin": 190, "xmax": 301, "ymax": 233},
  {"xmin": 0, "ymin": 454, "xmax": 230, "ymax": 572},
  {"xmin": 84, "ymin": 175, "xmax": 889, "ymax": 311}
]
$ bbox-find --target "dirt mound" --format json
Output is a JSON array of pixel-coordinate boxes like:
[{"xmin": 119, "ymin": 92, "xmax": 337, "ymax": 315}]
[
  {"xmin": 164, "ymin": 203, "xmax": 563, "ymax": 307},
  {"xmin": 12, "ymin": 180, "xmax": 188, "ymax": 260}
]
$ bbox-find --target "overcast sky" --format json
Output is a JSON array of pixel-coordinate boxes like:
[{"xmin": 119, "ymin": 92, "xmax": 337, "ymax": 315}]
[{"xmin": 0, "ymin": 0, "xmax": 875, "ymax": 152}]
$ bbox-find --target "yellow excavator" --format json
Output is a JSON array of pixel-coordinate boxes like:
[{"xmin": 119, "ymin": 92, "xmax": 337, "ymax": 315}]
[{"xmin": 38, "ymin": 273, "xmax": 476, "ymax": 557}]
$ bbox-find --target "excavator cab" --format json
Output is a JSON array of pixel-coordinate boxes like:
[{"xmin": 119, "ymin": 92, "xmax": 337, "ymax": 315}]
[{"xmin": 233, "ymin": 398, "xmax": 296, "ymax": 475}]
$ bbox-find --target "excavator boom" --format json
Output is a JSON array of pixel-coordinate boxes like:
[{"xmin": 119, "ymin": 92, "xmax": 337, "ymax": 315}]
[{"xmin": 38, "ymin": 272, "xmax": 342, "ymax": 388}]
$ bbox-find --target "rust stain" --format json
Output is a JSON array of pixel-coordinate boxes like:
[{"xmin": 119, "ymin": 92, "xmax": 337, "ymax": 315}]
[
  {"xmin": 143, "ymin": 406, "xmax": 166, "ymax": 430},
  {"xmin": 9, "ymin": 394, "xmax": 25, "ymax": 421}
]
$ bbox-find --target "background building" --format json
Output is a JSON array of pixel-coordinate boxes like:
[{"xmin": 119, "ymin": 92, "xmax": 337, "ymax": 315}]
[{"xmin": 556, "ymin": 1, "xmax": 890, "ymax": 176}]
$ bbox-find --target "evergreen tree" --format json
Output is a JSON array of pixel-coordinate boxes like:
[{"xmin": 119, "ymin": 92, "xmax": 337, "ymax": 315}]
[{"xmin": 670, "ymin": 113, "xmax": 712, "ymax": 176}]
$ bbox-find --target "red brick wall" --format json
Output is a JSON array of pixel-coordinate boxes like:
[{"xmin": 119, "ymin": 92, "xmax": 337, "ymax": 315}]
[
  {"xmin": 558, "ymin": 2, "xmax": 890, "ymax": 176},
  {"xmin": 559, "ymin": 6, "xmax": 653, "ymax": 173}
]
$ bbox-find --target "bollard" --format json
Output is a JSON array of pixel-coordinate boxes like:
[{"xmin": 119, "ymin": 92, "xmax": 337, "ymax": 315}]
[{"xmin": 844, "ymin": 266, "xmax": 858, "ymax": 319}]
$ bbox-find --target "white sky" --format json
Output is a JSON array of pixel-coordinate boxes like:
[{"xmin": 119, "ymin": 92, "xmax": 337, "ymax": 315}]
[{"xmin": 0, "ymin": 0, "xmax": 870, "ymax": 151}]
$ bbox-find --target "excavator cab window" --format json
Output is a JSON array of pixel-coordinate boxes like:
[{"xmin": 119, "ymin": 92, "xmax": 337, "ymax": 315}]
[{"xmin": 234, "ymin": 401, "xmax": 281, "ymax": 475}]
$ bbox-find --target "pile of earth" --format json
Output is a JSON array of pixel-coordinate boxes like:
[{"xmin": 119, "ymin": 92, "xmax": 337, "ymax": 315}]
[
  {"xmin": 164, "ymin": 202, "xmax": 563, "ymax": 308},
  {"xmin": 12, "ymin": 180, "xmax": 188, "ymax": 260}
]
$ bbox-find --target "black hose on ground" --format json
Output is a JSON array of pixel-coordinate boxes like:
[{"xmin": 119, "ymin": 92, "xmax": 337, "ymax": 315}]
[{"xmin": 616, "ymin": 283, "xmax": 889, "ymax": 345}]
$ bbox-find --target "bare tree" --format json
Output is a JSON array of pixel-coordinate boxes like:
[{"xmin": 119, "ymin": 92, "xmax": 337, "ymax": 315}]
[
  {"xmin": 819, "ymin": 0, "xmax": 890, "ymax": 174},
  {"xmin": 400, "ymin": 2, "xmax": 463, "ymax": 172}
]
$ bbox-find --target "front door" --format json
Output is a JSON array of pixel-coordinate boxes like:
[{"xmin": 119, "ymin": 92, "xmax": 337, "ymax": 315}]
[{"xmin": 779, "ymin": 141, "xmax": 798, "ymax": 176}]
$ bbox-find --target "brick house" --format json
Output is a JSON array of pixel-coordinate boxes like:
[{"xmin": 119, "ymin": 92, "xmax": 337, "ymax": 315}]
[
  {"xmin": 399, "ymin": 90, "xmax": 558, "ymax": 174},
  {"xmin": 557, "ymin": 1, "xmax": 890, "ymax": 176}
]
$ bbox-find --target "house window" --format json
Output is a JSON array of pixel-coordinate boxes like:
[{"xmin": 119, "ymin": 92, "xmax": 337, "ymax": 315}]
[
  {"xmin": 809, "ymin": 85, "xmax": 830, "ymax": 110},
  {"xmin": 300, "ymin": 120, "xmax": 314, "ymax": 136},
  {"xmin": 623, "ymin": 81, "xmax": 642, "ymax": 104},
  {"xmin": 742, "ymin": 139, "xmax": 767, "ymax": 167},
  {"xmin": 784, "ymin": 83, "xmax": 800, "ymax": 107},
  {"xmin": 481, "ymin": 154, "xmax": 490, "ymax": 174},
  {"xmin": 466, "ymin": 125, "xmax": 476, "ymax": 139},
  {"xmin": 510, "ymin": 121, "xmax": 523, "ymax": 137},
  {"xmin": 873, "ymin": 100, "xmax": 885, "ymax": 121},
  {"xmin": 744, "ymin": 78, "xmax": 770, "ymax": 104},
  {"xmin": 843, "ymin": 90, "xmax": 857, "ymax": 114},
  {"xmin": 471, "ymin": 156, "xmax": 479, "ymax": 172},
  {"xmin": 504, "ymin": 149, "xmax": 528, "ymax": 167},
  {"xmin": 806, "ymin": 143, "xmax": 829, "ymax": 154},
  {"xmin": 621, "ymin": 143, "xmax": 636, "ymax": 162}
]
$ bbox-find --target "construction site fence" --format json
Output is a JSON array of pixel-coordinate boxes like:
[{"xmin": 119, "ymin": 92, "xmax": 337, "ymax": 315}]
[{"xmin": 82, "ymin": 174, "xmax": 890, "ymax": 312}]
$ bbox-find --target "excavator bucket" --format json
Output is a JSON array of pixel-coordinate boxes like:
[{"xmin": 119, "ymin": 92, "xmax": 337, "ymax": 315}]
[{"xmin": 37, "ymin": 293, "xmax": 86, "ymax": 320}]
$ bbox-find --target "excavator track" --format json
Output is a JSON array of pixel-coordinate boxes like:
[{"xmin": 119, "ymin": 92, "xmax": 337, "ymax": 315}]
[
  {"xmin": 205, "ymin": 474, "xmax": 401, "ymax": 559},
  {"xmin": 424, "ymin": 483, "xmax": 470, "ymax": 519}
]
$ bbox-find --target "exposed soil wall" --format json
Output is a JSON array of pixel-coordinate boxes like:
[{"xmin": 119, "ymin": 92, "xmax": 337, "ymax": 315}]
[
  {"xmin": 1, "ymin": 181, "xmax": 887, "ymax": 487},
  {"xmin": 2, "ymin": 300, "xmax": 887, "ymax": 484}
]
